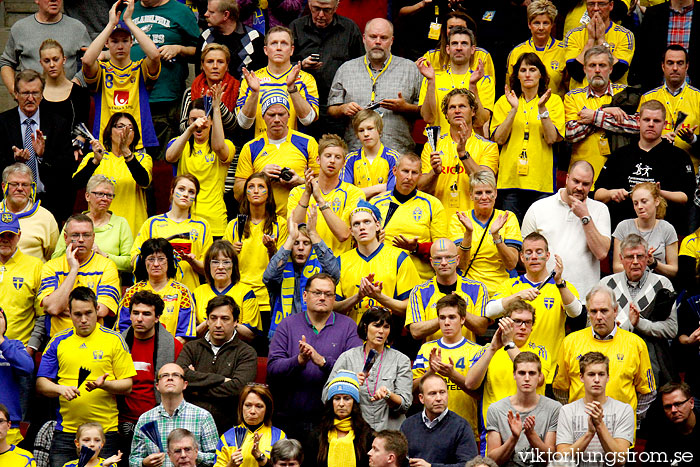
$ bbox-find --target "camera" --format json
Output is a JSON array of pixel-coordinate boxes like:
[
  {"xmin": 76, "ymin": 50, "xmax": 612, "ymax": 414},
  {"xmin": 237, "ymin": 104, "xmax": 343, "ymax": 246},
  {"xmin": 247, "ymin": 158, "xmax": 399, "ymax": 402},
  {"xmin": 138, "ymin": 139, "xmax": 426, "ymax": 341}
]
[{"xmin": 279, "ymin": 167, "xmax": 294, "ymax": 182}]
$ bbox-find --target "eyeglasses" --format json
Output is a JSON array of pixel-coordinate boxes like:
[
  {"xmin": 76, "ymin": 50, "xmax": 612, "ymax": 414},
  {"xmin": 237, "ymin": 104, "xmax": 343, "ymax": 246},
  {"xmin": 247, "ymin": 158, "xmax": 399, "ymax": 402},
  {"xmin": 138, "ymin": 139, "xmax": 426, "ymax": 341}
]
[
  {"xmin": 169, "ymin": 447, "xmax": 194, "ymax": 455},
  {"xmin": 662, "ymin": 397, "xmax": 691, "ymax": 411},
  {"xmin": 114, "ymin": 123, "xmax": 134, "ymax": 130},
  {"xmin": 158, "ymin": 372, "xmax": 185, "ymax": 381},
  {"xmin": 513, "ymin": 319, "xmax": 534, "ymax": 328},
  {"xmin": 0, "ymin": 419, "xmax": 8, "ymax": 424},
  {"xmin": 308, "ymin": 290, "xmax": 334, "ymax": 298},
  {"xmin": 69, "ymin": 233, "xmax": 94, "ymax": 240},
  {"xmin": 211, "ymin": 260, "xmax": 233, "ymax": 268},
  {"xmin": 6, "ymin": 182, "xmax": 32, "ymax": 189},
  {"xmin": 18, "ymin": 91, "xmax": 41, "ymax": 98},
  {"xmin": 622, "ymin": 254, "xmax": 647, "ymax": 262},
  {"xmin": 146, "ymin": 256, "xmax": 168, "ymax": 264},
  {"xmin": 90, "ymin": 191, "xmax": 115, "ymax": 199},
  {"xmin": 586, "ymin": 1, "xmax": 610, "ymax": 7}
]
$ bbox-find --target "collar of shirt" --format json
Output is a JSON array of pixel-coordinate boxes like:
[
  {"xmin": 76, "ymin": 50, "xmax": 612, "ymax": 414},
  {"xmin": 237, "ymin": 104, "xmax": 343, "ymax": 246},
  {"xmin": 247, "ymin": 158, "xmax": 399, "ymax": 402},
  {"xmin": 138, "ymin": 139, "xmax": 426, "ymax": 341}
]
[
  {"xmin": 205, "ymin": 330, "xmax": 237, "ymax": 354},
  {"xmin": 367, "ymin": 54, "xmax": 390, "ymax": 72},
  {"xmin": 18, "ymin": 107, "xmax": 39, "ymax": 127},
  {"xmin": 157, "ymin": 398, "xmax": 187, "ymax": 418},
  {"xmin": 592, "ymin": 323, "xmax": 618, "ymax": 340},
  {"xmin": 671, "ymin": 2, "xmax": 694, "ymax": 14},
  {"xmin": 304, "ymin": 14, "xmax": 340, "ymax": 31},
  {"xmin": 586, "ymin": 82, "xmax": 614, "ymax": 99},
  {"xmin": 664, "ymin": 79, "xmax": 687, "ymax": 97},
  {"xmin": 304, "ymin": 310, "xmax": 335, "ymax": 334},
  {"xmin": 421, "ymin": 408, "xmax": 449, "ymax": 429},
  {"xmin": 556, "ymin": 188, "xmax": 570, "ymax": 207},
  {"xmin": 626, "ymin": 269, "xmax": 649, "ymax": 290}
]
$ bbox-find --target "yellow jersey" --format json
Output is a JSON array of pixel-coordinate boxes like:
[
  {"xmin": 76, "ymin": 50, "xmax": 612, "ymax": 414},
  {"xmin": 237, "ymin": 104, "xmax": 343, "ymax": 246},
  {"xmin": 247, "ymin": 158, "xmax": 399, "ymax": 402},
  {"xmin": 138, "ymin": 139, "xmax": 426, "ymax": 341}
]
[
  {"xmin": 171, "ymin": 138, "xmax": 235, "ymax": 236},
  {"xmin": 215, "ymin": 424, "xmax": 286, "ymax": 467},
  {"xmin": 235, "ymin": 131, "xmax": 319, "ymax": 217},
  {"xmin": 85, "ymin": 59, "xmax": 161, "ymax": 148},
  {"xmin": 491, "ymin": 275, "xmax": 579, "ymax": 381},
  {"xmin": 448, "ymin": 209, "xmax": 522, "ymax": 298},
  {"xmin": 75, "ymin": 151, "xmax": 153, "ymax": 238},
  {"xmin": 38, "ymin": 252, "xmax": 121, "ymax": 337},
  {"xmin": 405, "ymin": 275, "xmax": 488, "ymax": 343},
  {"xmin": 413, "ymin": 337, "xmax": 487, "ymax": 438},
  {"xmin": 0, "ymin": 249, "xmax": 43, "ymax": 345},
  {"xmin": 337, "ymin": 244, "xmax": 421, "ymax": 323},
  {"xmin": 371, "ymin": 191, "xmax": 448, "ymax": 280},
  {"xmin": 679, "ymin": 232, "xmax": 700, "ymax": 266},
  {"xmin": 115, "ymin": 280, "xmax": 196, "ymax": 338},
  {"xmin": 420, "ymin": 131, "xmax": 499, "ymax": 219},
  {"xmin": 223, "ymin": 216, "xmax": 287, "ymax": 313},
  {"xmin": 342, "ymin": 144, "xmax": 400, "ymax": 189},
  {"xmin": 287, "ymin": 180, "xmax": 365, "ymax": 255},
  {"xmin": 423, "ymin": 48, "xmax": 495, "ymax": 77},
  {"xmin": 193, "ymin": 282, "xmax": 262, "ymax": 333},
  {"xmin": 236, "ymin": 65, "xmax": 319, "ymax": 137},
  {"xmin": 506, "ymin": 38, "xmax": 567, "ymax": 96},
  {"xmin": 0, "ymin": 445, "xmax": 35, "ymax": 467},
  {"xmin": 491, "ymin": 94, "xmax": 565, "ymax": 193},
  {"xmin": 564, "ymin": 84, "xmax": 627, "ymax": 180},
  {"xmin": 564, "ymin": 23, "xmax": 635, "ymax": 89},
  {"xmin": 132, "ymin": 213, "xmax": 213, "ymax": 293},
  {"xmin": 37, "ymin": 325, "xmax": 137, "ymax": 432},
  {"xmin": 419, "ymin": 68, "xmax": 496, "ymax": 134},
  {"xmin": 553, "ymin": 327, "xmax": 655, "ymax": 412}
]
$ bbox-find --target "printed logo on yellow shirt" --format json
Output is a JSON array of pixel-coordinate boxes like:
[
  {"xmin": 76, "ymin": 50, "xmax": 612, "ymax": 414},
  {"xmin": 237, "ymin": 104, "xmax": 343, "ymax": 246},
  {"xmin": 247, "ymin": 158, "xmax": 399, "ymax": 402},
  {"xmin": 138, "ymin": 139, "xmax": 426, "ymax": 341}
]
[
  {"xmin": 93, "ymin": 350, "xmax": 104, "ymax": 360},
  {"xmin": 12, "ymin": 277, "xmax": 23, "ymax": 289},
  {"xmin": 114, "ymin": 90, "xmax": 129, "ymax": 106},
  {"xmin": 543, "ymin": 297, "xmax": 554, "ymax": 309},
  {"xmin": 413, "ymin": 207, "xmax": 423, "ymax": 221},
  {"xmin": 551, "ymin": 61, "xmax": 560, "ymax": 70}
]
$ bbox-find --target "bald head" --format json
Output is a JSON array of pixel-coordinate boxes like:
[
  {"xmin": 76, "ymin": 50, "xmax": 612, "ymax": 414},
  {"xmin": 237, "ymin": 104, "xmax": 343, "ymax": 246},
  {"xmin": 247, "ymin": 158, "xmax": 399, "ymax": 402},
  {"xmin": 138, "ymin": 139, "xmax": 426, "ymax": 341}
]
[
  {"xmin": 364, "ymin": 18, "xmax": 394, "ymax": 64},
  {"xmin": 365, "ymin": 18, "xmax": 394, "ymax": 36},
  {"xmin": 431, "ymin": 238, "xmax": 457, "ymax": 257},
  {"xmin": 431, "ymin": 238, "xmax": 459, "ymax": 279}
]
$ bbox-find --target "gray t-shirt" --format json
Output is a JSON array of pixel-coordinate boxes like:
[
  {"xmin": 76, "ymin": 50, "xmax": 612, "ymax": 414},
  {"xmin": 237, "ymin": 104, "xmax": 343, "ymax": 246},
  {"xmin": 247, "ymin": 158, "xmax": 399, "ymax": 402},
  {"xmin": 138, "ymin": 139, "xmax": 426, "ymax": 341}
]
[
  {"xmin": 556, "ymin": 397, "xmax": 634, "ymax": 467},
  {"xmin": 486, "ymin": 395, "xmax": 561, "ymax": 467},
  {"xmin": 612, "ymin": 219, "xmax": 677, "ymax": 263}
]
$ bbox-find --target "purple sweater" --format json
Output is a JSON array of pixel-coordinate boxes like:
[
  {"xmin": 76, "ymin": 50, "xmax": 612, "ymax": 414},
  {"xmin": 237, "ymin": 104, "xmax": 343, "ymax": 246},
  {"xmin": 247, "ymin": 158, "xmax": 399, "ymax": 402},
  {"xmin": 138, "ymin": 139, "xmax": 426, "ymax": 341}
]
[{"xmin": 267, "ymin": 311, "xmax": 362, "ymax": 419}]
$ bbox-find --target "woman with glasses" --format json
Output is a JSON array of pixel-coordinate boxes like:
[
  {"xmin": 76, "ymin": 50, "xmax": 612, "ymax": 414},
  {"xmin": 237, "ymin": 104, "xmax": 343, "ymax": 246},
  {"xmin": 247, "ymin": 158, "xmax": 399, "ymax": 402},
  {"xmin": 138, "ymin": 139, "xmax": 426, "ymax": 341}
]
[
  {"xmin": 52, "ymin": 175, "xmax": 133, "ymax": 272},
  {"xmin": 193, "ymin": 240, "xmax": 262, "ymax": 342},
  {"xmin": 449, "ymin": 171, "xmax": 522, "ymax": 298},
  {"xmin": 73, "ymin": 112, "xmax": 152, "ymax": 238},
  {"xmin": 323, "ymin": 307, "xmax": 412, "ymax": 431},
  {"xmin": 132, "ymin": 174, "xmax": 213, "ymax": 293},
  {"xmin": 214, "ymin": 384, "xmax": 286, "ymax": 467},
  {"xmin": 115, "ymin": 238, "xmax": 196, "ymax": 343}
]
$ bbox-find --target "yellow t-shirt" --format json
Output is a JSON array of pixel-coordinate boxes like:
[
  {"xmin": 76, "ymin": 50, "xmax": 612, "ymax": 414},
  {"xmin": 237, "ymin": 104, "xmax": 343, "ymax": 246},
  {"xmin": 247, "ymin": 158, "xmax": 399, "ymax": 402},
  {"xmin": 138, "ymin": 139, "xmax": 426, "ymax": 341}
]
[
  {"xmin": 236, "ymin": 65, "xmax": 319, "ymax": 137},
  {"xmin": 506, "ymin": 38, "xmax": 567, "ymax": 96},
  {"xmin": 337, "ymin": 244, "xmax": 421, "ymax": 323},
  {"xmin": 413, "ymin": 337, "xmax": 487, "ymax": 438},
  {"xmin": 172, "ymin": 138, "xmax": 235, "ymax": 236},
  {"xmin": 405, "ymin": 275, "xmax": 488, "ymax": 342},
  {"xmin": 342, "ymin": 144, "xmax": 400, "ymax": 189},
  {"xmin": 223, "ymin": 216, "xmax": 287, "ymax": 313},
  {"xmin": 1, "ymin": 249, "xmax": 43, "ymax": 345},
  {"xmin": 564, "ymin": 23, "xmax": 635, "ymax": 89},
  {"xmin": 491, "ymin": 93, "xmax": 565, "ymax": 193},
  {"xmin": 38, "ymin": 325, "xmax": 137, "ymax": 432},
  {"xmin": 679, "ymin": 232, "xmax": 700, "ymax": 267},
  {"xmin": 38, "ymin": 252, "xmax": 121, "ymax": 337},
  {"xmin": 131, "ymin": 214, "xmax": 213, "ymax": 293},
  {"xmin": 491, "ymin": 275, "xmax": 580, "ymax": 381},
  {"xmin": 371, "ymin": 191, "xmax": 448, "ymax": 280},
  {"xmin": 0, "ymin": 445, "xmax": 35, "ymax": 467},
  {"xmin": 553, "ymin": 327, "xmax": 656, "ymax": 412},
  {"xmin": 214, "ymin": 424, "xmax": 286, "ymax": 467},
  {"xmin": 423, "ymin": 48, "xmax": 495, "ymax": 76},
  {"xmin": 235, "ymin": 131, "xmax": 320, "ymax": 217},
  {"xmin": 448, "ymin": 209, "xmax": 522, "ymax": 298},
  {"xmin": 288, "ymin": 181, "xmax": 365, "ymax": 255},
  {"xmin": 75, "ymin": 151, "xmax": 153, "ymax": 238},
  {"xmin": 420, "ymin": 131, "xmax": 499, "ymax": 219},
  {"xmin": 193, "ymin": 282, "xmax": 262, "ymax": 333}
]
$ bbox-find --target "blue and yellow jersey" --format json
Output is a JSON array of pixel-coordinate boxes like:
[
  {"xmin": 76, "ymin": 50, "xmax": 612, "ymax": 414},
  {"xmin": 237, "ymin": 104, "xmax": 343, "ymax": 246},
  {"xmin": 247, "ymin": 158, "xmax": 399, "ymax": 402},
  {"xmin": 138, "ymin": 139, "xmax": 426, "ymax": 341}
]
[
  {"xmin": 193, "ymin": 282, "xmax": 262, "ymax": 333},
  {"xmin": 85, "ymin": 59, "xmax": 161, "ymax": 148},
  {"xmin": 680, "ymin": 232, "xmax": 700, "ymax": 267},
  {"xmin": 131, "ymin": 213, "xmax": 213, "ymax": 293},
  {"xmin": 448, "ymin": 210, "xmax": 522, "ymax": 298},
  {"xmin": 37, "ymin": 325, "xmax": 137, "ymax": 432},
  {"xmin": 413, "ymin": 337, "xmax": 487, "ymax": 438},
  {"xmin": 564, "ymin": 84, "xmax": 627, "ymax": 180},
  {"xmin": 288, "ymin": 180, "xmax": 365, "ymax": 255},
  {"xmin": 75, "ymin": 151, "xmax": 153, "ymax": 238},
  {"xmin": 62, "ymin": 457, "xmax": 110, "ymax": 467},
  {"xmin": 490, "ymin": 274, "xmax": 579, "ymax": 380},
  {"xmin": 419, "ymin": 68, "xmax": 496, "ymax": 134},
  {"xmin": 1, "ymin": 249, "xmax": 43, "ymax": 346},
  {"xmin": 342, "ymin": 144, "xmax": 399, "ymax": 190},
  {"xmin": 639, "ymin": 84, "xmax": 700, "ymax": 162},
  {"xmin": 506, "ymin": 38, "xmax": 567, "ymax": 96},
  {"xmin": 224, "ymin": 216, "xmax": 287, "ymax": 314},
  {"xmin": 215, "ymin": 424, "xmax": 286, "ymax": 467},
  {"xmin": 236, "ymin": 65, "xmax": 319, "ymax": 137},
  {"xmin": 235, "ymin": 131, "xmax": 319, "ymax": 217},
  {"xmin": 0, "ymin": 445, "xmax": 35, "ymax": 467},
  {"xmin": 423, "ymin": 47, "xmax": 495, "ymax": 77},
  {"xmin": 553, "ymin": 327, "xmax": 655, "ymax": 412},
  {"xmin": 337, "ymin": 244, "xmax": 421, "ymax": 323},
  {"xmin": 406, "ymin": 276, "xmax": 488, "ymax": 343},
  {"xmin": 171, "ymin": 138, "xmax": 235, "ymax": 236},
  {"xmin": 564, "ymin": 23, "xmax": 635, "ymax": 89},
  {"xmin": 38, "ymin": 252, "xmax": 121, "ymax": 337},
  {"xmin": 420, "ymin": 131, "xmax": 499, "ymax": 219},
  {"xmin": 491, "ymin": 93, "xmax": 565, "ymax": 194},
  {"xmin": 115, "ymin": 280, "xmax": 196, "ymax": 339}
]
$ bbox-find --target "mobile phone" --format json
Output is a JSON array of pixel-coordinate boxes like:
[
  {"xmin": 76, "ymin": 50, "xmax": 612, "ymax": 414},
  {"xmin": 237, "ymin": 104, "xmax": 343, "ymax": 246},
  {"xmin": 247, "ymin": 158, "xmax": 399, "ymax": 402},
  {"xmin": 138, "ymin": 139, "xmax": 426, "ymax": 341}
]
[
  {"xmin": 310, "ymin": 53, "xmax": 320, "ymax": 61},
  {"xmin": 366, "ymin": 101, "xmax": 381, "ymax": 111},
  {"xmin": 116, "ymin": 0, "xmax": 126, "ymax": 14}
]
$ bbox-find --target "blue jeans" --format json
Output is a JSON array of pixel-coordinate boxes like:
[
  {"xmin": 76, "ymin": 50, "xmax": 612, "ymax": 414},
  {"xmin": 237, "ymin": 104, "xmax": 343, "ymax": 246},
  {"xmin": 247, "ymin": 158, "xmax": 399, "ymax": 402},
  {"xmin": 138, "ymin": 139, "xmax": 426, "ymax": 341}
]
[
  {"xmin": 50, "ymin": 430, "xmax": 120, "ymax": 467},
  {"xmin": 498, "ymin": 189, "xmax": 550, "ymax": 224}
]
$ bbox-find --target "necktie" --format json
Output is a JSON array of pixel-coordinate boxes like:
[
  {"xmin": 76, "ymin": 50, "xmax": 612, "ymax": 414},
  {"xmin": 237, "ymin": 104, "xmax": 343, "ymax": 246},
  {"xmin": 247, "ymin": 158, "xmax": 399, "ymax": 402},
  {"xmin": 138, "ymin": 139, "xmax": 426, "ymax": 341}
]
[{"xmin": 23, "ymin": 118, "xmax": 39, "ymax": 184}]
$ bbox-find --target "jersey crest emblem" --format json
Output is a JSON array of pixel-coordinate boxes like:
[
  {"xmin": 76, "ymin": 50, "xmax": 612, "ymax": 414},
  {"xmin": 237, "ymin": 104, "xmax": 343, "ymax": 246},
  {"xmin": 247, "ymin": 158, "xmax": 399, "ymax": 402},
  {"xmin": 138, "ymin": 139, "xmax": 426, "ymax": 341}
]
[
  {"xmin": 543, "ymin": 297, "xmax": 554, "ymax": 309},
  {"xmin": 12, "ymin": 277, "xmax": 23, "ymax": 290},
  {"xmin": 551, "ymin": 61, "xmax": 559, "ymax": 70},
  {"xmin": 412, "ymin": 207, "xmax": 423, "ymax": 221},
  {"xmin": 93, "ymin": 350, "xmax": 104, "ymax": 360},
  {"xmin": 190, "ymin": 229, "xmax": 199, "ymax": 242},
  {"xmin": 332, "ymin": 198, "xmax": 342, "ymax": 212},
  {"xmin": 114, "ymin": 90, "xmax": 130, "ymax": 106}
]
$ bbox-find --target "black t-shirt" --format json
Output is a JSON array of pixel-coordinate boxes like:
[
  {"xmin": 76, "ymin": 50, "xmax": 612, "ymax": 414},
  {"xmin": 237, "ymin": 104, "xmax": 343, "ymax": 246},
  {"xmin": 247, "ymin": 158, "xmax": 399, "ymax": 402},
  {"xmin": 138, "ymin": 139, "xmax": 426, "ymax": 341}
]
[
  {"xmin": 594, "ymin": 140, "xmax": 695, "ymax": 236},
  {"xmin": 644, "ymin": 408, "xmax": 700, "ymax": 465}
]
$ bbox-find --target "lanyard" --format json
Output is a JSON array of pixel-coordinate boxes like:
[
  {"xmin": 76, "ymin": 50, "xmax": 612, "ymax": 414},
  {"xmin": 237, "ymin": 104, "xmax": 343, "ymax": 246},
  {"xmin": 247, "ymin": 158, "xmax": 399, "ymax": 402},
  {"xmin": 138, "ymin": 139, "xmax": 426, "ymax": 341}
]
[
  {"xmin": 364, "ymin": 347, "xmax": 385, "ymax": 397},
  {"xmin": 365, "ymin": 54, "xmax": 393, "ymax": 103},
  {"xmin": 663, "ymin": 85, "xmax": 686, "ymax": 129},
  {"xmin": 447, "ymin": 67, "xmax": 469, "ymax": 91},
  {"xmin": 520, "ymin": 96, "xmax": 539, "ymax": 156}
]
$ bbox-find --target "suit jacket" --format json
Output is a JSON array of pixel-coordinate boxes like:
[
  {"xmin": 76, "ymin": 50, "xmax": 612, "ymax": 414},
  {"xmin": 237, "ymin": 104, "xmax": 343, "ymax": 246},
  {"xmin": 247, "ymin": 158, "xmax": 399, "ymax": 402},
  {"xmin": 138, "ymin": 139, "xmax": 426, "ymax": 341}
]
[
  {"xmin": 0, "ymin": 104, "xmax": 76, "ymax": 223},
  {"xmin": 630, "ymin": 1, "xmax": 700, "ymax": 92}
]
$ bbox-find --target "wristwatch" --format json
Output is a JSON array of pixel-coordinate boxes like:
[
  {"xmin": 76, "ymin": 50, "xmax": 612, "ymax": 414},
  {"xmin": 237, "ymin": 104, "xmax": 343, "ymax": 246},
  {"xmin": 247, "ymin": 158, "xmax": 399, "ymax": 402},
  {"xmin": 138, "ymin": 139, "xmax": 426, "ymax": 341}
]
[
  {"xmin": 492, "ymin": 236, "xmax": 503, "ymax": 245},
  {"xmin": 383, "ymin": 390, "xmax": 392, "ymax": 401},
  {"xmin": 556, "ymin": 280, "xmax": 567, "ymax": 289},
  {"xmin": 459, "ymin": 151, "xmax": 471, "ymax": 161},
  {"xmin": 288, "ymin": 84, "xmax": 299, "ymax": 94},
  {"xmin": 537, "ymin": 110, "xmax": 550, "ymax": 120},
  {"xmin": 319, "ymin": 203, "xmax": 330, "ymax": 211},
  {"xmin": 256, "ymin": 453, "xmax": 266, "ymax": 462},
  {"xmin": 581, "ymin": 215, "xmax": 591, "ymax": 225},
  {"xmin": 504, "ymin": 342, "xmax": 517, "ymax": 351}
]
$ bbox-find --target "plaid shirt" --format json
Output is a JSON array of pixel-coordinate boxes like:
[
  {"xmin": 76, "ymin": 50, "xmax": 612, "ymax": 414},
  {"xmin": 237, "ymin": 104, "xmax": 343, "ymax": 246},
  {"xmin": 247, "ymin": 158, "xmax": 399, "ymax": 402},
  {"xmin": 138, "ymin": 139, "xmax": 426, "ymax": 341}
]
[
  {"xmin": 565, "ymin": 84, "xmax": 640, "ymax": 142},
  {"xmin": 668, "ymin": 2, "xmax": 694, "ymax": 50},
  {"xmin": 129, "ymin": 399, "xmax": 218, "ymax": 467}
]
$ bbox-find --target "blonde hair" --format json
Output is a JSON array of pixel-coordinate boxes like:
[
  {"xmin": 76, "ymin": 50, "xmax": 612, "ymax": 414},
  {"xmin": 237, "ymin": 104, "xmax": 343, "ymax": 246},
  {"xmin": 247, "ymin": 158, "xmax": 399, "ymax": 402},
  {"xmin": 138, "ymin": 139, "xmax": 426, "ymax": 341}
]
[
  {"xmin": 201, "ymin": 43, "xmax": 231, "ymax": 65},
  {"xmin": 631, "ymin": 182, "xmax": 667, "ymax": 219},
  {"xmin": 469, "ymin": 170, "xmax": 497, "ymax": 193},
  {"xmin": 527, "ymin": 0, "xmax": 557, "ymax": 23},
  {"xmin": 75, "ymin": 422, "xmax": 105, "ymax": 454},
  {"xmin": 318, "ymin": 134, "xmax": 348, "ymax": 157}
]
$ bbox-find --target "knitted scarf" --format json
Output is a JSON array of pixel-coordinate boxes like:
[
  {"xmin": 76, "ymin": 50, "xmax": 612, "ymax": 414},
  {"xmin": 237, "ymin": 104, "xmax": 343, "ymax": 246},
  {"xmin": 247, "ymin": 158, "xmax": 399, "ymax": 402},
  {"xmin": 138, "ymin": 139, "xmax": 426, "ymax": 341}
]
[
  {"xmin": 190, "ymin": 72, "xmax": 240, "ymax": 111},
  {"xmin": 327, "ymin": 418, "xmax": 356, "ymax": 467}
]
